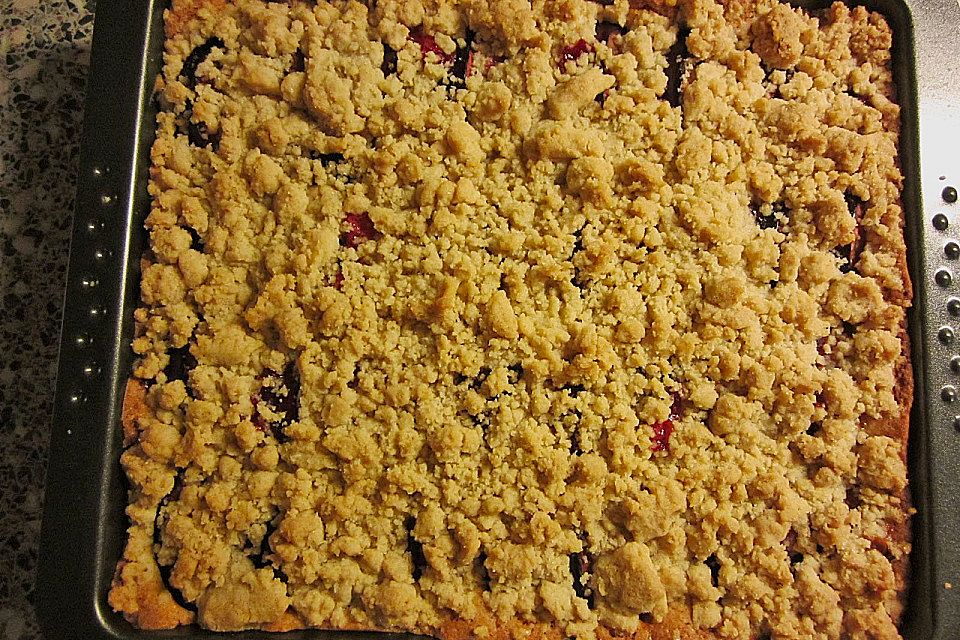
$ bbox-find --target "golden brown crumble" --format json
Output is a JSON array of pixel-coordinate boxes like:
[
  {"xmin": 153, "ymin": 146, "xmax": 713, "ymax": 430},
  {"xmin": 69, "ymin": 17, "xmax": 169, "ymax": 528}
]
[{"xmin": 110, "ymin": 0, "xmax": 913, "ymax": 638}]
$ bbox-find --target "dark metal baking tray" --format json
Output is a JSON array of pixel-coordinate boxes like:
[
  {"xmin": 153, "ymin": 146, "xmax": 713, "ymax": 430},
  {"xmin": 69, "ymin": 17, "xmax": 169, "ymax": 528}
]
[{"xmin": 35, "ymin": 0, "xmax": 960, "ymax": 636}]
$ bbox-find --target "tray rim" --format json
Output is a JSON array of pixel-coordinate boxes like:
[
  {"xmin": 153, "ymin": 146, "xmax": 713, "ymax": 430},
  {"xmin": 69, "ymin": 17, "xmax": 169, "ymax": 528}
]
[{"xmin": 35, "ymin": 0, "xmax": 960, "ymax": 637}]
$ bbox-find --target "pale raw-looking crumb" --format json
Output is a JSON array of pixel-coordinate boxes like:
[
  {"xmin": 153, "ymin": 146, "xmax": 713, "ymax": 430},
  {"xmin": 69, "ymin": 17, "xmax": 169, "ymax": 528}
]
[{"xmin": 111, "ymin": 0, "xmax": 913, "ymax": 638}]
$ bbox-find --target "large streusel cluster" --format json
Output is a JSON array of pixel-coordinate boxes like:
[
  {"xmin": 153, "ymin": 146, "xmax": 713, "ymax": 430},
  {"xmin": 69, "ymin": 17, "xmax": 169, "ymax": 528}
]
[{"xmin": 109, "ymin": 0, "xmax": 913, "ymax": 638}]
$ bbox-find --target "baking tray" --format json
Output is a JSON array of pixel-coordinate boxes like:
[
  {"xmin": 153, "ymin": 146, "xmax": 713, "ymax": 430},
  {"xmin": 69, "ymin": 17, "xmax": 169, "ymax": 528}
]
[{"xmin": 35, "ymin": 0, "xmax": 960, "ymax": 637}]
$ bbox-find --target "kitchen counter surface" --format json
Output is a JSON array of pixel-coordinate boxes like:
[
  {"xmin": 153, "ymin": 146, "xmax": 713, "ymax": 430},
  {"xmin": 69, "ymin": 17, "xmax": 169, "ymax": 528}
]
[{"xmin": 0, "ymin": 0, "xmax": 94, "ymax": 637}]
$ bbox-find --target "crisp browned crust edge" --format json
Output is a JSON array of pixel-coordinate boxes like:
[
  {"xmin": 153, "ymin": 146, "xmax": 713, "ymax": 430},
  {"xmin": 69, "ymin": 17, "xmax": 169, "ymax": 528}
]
[
  {"xmin": 163, "ymin": 0, "xmax": 227, "ymax": 38},
  {"xmin": 121, "ymin": 377, "xmax": 148, "ymax": 446},
  {"xmin": 189, "ymin": 602, "xmax": 717, "ymax": 639},
  {"xmin": 890, "ymin": 327, "xmax": 913, "ymax": 626}
]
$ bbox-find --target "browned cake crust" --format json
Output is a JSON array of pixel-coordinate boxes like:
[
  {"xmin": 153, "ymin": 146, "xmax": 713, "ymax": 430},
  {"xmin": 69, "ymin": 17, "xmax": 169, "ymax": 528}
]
[{"xmin": 111, "ymin": 0, "xmax": 914, "ymax": 637}]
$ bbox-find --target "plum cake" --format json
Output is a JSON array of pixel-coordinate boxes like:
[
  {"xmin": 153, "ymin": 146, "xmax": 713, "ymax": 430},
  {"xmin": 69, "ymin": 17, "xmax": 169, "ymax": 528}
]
[{"xmin": 110, "ymin": 0, "xmax": 913, "ymax": 637}]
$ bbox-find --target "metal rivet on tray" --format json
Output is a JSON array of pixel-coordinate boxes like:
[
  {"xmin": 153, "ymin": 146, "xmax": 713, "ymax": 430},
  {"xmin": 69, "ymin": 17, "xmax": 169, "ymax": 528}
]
[
  {"xmin": 944, "ymin": 186, "xmax": 958, "ymax": 203},
  {"xmin": 93, "ymin": 167, "xmax": 102, "ymax": 177},
  {"xmin": 89, "ymin": 306, "xmax": 107, "ymax": 318},
  {"xmin": 82, "ymin": 362, "xmax": 101, "ymax": 377},
  {"xmin": 75, "ymin": 333, "xmax": 92, "ymax": 348},
  {"xmin": 940, "ymin": 327, "xmax": 956, "ymax": 344},
  {"xmin": 68, "ymin": 392, "xmax": 87, "ymax": 405},
  {"xmin": 100, "ymin": 194, "xmax": 114, "ymax": 205},
  {"xmin": 934, "ymin": 214, "xmax": 950, "ymax": 231},
  {"xmin": 937, "ymin": 269, "xmax": 953, "ymax": 287},
  {"xmin": 943, "ymin": 386, "xmax": 958, "ymax": 402},
  {"xmin": 951, "ymin": 356, "xmax": 960, "ymax": 374},
  {"xmin": 86, "ymin": 219, "xmax": 104, "ymax": 233},
  {"xmin": 947, "ymin": 242, "xmax": 960, "ymax": 260},
  {"xmin": 954, "ymin": 416, "xmax": 960, "ymax": 431},
  {"xmin": 81, "ymin": 277, "xmax": 98, "ymax": 288},
  {"xmin": 950, "ymin": 299, "xmax": 960, "ymax": 317},
  {"xmin": 93, "ymin": 249, "xmax": 111, "ymax": 261}
]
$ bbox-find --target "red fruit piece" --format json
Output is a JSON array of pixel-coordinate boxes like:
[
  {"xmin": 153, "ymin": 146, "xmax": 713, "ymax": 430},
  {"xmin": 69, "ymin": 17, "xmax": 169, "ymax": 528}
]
[
  {"xmin": 650, "ymin": 419, "xmax": 674, "ymax": 452},
  {"xmin": 333, "ymin": 269, "xmax": 344, "ymax": 290},
  {"xmin": 409, "ymin": 28, "xmax": 454, "ymax": 64},
  {"xmin": 473, "ymin": 53, "xmax": 502, "ymax": 78},
  {"xmin": 559, "ymin": 39, "xmax": 594, "ymax": 70},
  {"xmin": 650, "ymin": 393, "xmax": 682, "ymax": 452},
  {"xmin": 340, "ymin": 213, "xmax": 379, "ymax": 248},
  {"xmin": 464, "ymin": 50, "xmax": 498, "ymax": 80}
]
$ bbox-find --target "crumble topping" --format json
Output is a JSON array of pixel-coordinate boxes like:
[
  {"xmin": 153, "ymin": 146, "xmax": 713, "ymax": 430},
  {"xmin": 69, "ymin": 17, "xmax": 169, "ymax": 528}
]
[{"xmin": 110, "ymin": 0, "xmax": 913, "ymax": 638}]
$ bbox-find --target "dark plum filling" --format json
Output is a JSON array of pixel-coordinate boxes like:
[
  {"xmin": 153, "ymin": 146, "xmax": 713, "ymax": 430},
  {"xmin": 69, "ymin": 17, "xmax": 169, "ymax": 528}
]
[
  {"xmin": 164, "ymin": 344, "xmax": 197, "ymax": 386},
  {"xmin": 252, "ymin": 361, "xmax": 300, "ymax": 442},
  {"xmin": 595, "ymin": 21, "xmax": 626, "ymax": 48},
  {"xmin": 565, "ymin": 384, "xmax": 585, "ymax": 398},
  {"xmin": 408, "ymin": 28, "xmax": 492, "ymax": 88},
  {"xmin": 307, "ymin": 150, "xmax": 345, "ymax": 166},
  {"xmin": 290, "ymin": 49, "xmax": 305, "ymax": 73},
  {"xmin": 177, "ymin": 38, "xmax": 224, "ymax": 149},
  {"xmin": 180, "ymin": 37, "xmax": 225, "ymax": 89},
  {"xmin": 783, "ymin": 529, "xmax": 803, "ymax": 565},
  {"xmin": 664, "ymin": 29, "xmax": 690, "ymax": 108},
  {"xmin": 186, "ymin": 117, "xmax": 220, "ymax": 150},
  {"xmin": 570, "ymin": 533, "xmax": 595, "ymax": 608},
  {"xmin": 187, "ymin": 226, "xmax": 204, "ymax": 251},
  {"xmin": 705, "ymin": 553, "xmax": 721, "ymax": 587},
  {"xmin": 570, "ymin": 224, "xmax": 587, "ymax": 289},
  {"xmin": 405, "ymin": 516, "xmax": 428, "ymax": 580},
  {"xmin": 836, "ymin": 194, "xmax": 865, "ymax": 273},
  {"xmin": 845, "ymin": 87, "xmax": 872, "ymax": 108},
  {"xmin": 244, "ymin": 517, "xmax": 289, "ymax": 582},
  {"xmin": 382, "ymin": 43, "xmax": 398, "ymax": 76},
  {"xmin": 153, "ymin": 472, "xmax": 195, "ymax": 611},
  {"xmin": 477, "ymin": 550, "xmax": 492, "ymax": 590},
  {"xmin": 447, "ymin": 30, "xmax": 475, "ymax": 86},
  {"xmin": 845, "ymin": 485, "xmax": 862, "ymax": 510},
  {"xmin": 564, "ymin": 410, "xmax": 583, "ymax": 456},
  {"xmin": 751, "ymin": 201, "xmax": 788, "ymax": 231},
  {"xmin": 762, "ymin": 66, "xmax": 795, "ymax": 98}
]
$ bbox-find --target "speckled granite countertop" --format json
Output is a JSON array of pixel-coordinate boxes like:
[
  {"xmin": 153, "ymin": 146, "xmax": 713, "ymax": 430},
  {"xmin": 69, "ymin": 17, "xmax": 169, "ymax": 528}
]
[{"xmin": 1, "ymin": 0, "xmax": 94, "ymax": 638}]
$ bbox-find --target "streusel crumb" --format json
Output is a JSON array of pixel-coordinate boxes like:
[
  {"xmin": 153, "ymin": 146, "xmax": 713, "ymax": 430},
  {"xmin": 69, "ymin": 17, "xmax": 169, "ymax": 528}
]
[{"xmin": 110, "ymin": 0, "xmax": 912, "ymax": 638}]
